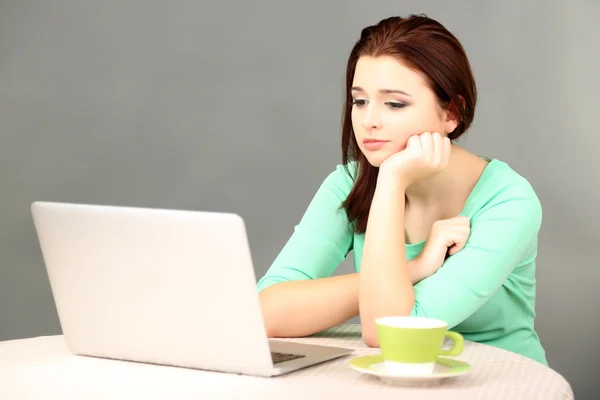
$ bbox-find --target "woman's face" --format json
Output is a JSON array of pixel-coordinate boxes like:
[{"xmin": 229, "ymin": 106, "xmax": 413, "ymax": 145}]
[{"xmin": 350, "ymin": 55, "xmax": 458, "ymax": 167}]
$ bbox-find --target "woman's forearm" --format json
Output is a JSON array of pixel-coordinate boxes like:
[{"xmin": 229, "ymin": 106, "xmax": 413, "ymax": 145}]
[
  {"xmin": 359, "ymin": 172, "xmax": 414, "ymax": 346},
  {"xmin": 259, "ymin": 273, "xmax": 360, "ymax": 338}
]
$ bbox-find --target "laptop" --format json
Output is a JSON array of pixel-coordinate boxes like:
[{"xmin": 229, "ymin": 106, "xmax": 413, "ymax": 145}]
[{"xmin": 30, "ymin": 201, "xmax": 353, "ymax": 377}]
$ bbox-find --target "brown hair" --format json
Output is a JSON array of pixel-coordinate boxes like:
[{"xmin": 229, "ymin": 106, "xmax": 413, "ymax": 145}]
[{"xmin": 341, "ymin": 14, "xmax": 477, "ymax": 233}]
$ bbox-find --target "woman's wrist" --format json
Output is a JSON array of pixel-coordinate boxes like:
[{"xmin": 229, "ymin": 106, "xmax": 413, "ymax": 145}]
[
  {"xmin": 408, "ymin": 256, "xmax": 428, "ymax": 284},
  {"xmin": 377, "ymin": 166, "xmax": 409, "ymax": 192}
]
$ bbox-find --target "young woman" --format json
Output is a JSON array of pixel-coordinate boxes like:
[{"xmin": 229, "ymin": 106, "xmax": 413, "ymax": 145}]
[{"xmin": 256, "ymin": 15, "xmax": 547, "ymax": 366}]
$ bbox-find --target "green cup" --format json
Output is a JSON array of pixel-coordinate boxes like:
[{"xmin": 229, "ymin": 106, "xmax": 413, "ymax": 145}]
[{"xmin": 375, "ymin": 316, "xmax": 464, "ymax": 375}]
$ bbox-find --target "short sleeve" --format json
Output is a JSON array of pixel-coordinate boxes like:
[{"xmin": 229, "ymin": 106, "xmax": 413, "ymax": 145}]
[
  {"xmin": 256, "ymin": 164, "xmax": 356, "ymax": 292},
  {"xmin": 409, "ymin": 180, "xmax": 543, "ymax": 329}
]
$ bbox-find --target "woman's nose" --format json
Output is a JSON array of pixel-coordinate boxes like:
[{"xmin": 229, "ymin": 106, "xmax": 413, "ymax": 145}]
[{"xmin": 361, "ymin": 106, "xmax": 382, "ymax": 130}]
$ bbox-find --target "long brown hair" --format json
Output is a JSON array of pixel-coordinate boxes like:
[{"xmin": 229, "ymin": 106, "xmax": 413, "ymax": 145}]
[{"xmin": 341, "ymin": 15, "xmax": 477, "ymax": 234}]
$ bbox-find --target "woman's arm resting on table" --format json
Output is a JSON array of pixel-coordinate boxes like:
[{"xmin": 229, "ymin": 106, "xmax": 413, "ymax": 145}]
[
  {"xmin": 359, "ymin": 172, "xmax": 412, "ymax": 346},
  {"xmin": 256, "ymin": 165, "xmax": 356, "ymax": 338},
  {"xmin": 260, "ymin": 258, "xmax": 425, "ymax": 338},
  {"xmin": 259, "ymin": 273, "xmax": 360, "ymax": 337},
  {"xmin": 359, "ymin": 133, "xmax": 453, "ymax": 346}
]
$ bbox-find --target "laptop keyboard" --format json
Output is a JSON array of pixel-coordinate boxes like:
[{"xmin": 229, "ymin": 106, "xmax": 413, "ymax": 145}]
[{"xmin": 271, "ymin": 351, "xmax": 306, "ymax": 364}]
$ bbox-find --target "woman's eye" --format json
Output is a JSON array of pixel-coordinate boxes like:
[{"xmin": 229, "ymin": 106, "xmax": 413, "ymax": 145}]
[
  {"xmin": 387, "ymin": 102, "xmax": 407, "ymax": 109},
  {"xmin": 352, "ymin": 99, "xmax": 367, "ymax": 107}
]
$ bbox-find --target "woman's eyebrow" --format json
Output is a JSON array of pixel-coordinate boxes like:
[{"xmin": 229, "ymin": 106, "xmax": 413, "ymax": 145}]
[{"xmin": 351, "ymin": 86, "xmax": 412, "ymax": 97}]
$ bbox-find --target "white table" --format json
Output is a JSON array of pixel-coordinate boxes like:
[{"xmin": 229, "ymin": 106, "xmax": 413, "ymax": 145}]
[{"xmin": 0, "ymin": 324, "xmax": 573, "ymax": 399}]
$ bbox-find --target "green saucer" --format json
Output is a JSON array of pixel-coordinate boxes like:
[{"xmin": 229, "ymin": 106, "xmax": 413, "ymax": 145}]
[{"xmin": 349, "ymin": 354, "xmax": 472, "ymax": 386}]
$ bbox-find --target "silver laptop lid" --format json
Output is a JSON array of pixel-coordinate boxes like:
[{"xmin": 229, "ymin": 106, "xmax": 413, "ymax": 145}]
[{"xmin": 31, "ymin": 201, "xmax": 274, "ymax": 375}]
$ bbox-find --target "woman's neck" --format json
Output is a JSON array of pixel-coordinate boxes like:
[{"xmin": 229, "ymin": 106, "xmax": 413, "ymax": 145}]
[{"xmin": 404, "ymin": 145, "xmax": 486, "ymax": 210}]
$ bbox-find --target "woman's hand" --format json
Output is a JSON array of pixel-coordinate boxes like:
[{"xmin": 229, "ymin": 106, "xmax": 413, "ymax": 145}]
[
  {"xmin": 414, "ymin": 216, "xmax": 471, "ymax": 281},
  {"xmin": 379, "ymin": 132, "xmax": 452, "ymax": 187}
]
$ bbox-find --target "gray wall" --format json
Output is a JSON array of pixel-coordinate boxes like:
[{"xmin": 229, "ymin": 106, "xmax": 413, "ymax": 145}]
[{"xmin": 1, "ymin": 0, "xmax": 597, "ymax": 397}]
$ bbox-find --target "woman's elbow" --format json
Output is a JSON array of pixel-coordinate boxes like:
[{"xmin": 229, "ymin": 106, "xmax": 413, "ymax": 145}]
[
  {"xmin": 264, "ymin": 324, "xmax": 278, "ymax": 338},
  {"xmin": 362, "ymin": 330, "xmax": 380, "ymax": 348},
  {"xmin": 261, "ymin": 310, "xmax": 283, "ymax": 338},
  {"xmin": 258, "ymin": 289, "xmax": 279, "ymax": 337}
]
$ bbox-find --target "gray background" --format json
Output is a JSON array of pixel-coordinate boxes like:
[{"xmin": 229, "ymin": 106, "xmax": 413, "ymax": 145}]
[{"xmin": 1, "ymin": 0, "xmax": 597, "ymax": 397}]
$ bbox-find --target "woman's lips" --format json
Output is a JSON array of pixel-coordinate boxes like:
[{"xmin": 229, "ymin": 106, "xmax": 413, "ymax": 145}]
[{"xmin": 363, "ymin": 139, "xmax": 390, "ymax": 151}]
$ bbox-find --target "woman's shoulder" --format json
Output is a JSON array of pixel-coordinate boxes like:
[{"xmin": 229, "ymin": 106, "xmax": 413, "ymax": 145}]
[
  {"xmin": 465, "ymin": 158, "xmax": 542, "ymax": 220},
  {"xmin": 319, "ymin": 162, "xmax": 357, "ymax": 198}
]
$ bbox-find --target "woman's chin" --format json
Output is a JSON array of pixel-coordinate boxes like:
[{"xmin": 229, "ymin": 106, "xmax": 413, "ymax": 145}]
[{"xmin": 363, "ymin": 154, "xmax": 385, "ymax": 168}]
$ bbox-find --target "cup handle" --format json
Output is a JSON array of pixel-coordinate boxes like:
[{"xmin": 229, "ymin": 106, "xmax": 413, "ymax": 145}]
[{"xmin": 439, "ymin": 331, "xmax": 464, "ymax": 357}]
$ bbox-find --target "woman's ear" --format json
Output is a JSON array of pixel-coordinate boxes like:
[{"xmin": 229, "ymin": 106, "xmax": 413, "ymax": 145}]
[{"xmin": 444, "ymin": 96, "xmax": 464, "ymax": 134}]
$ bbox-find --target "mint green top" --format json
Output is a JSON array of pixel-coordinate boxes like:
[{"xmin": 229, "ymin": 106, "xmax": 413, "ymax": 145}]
[{"xmin": 257, "ymin": 159, "xmax": 547, "ymax": 365}]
